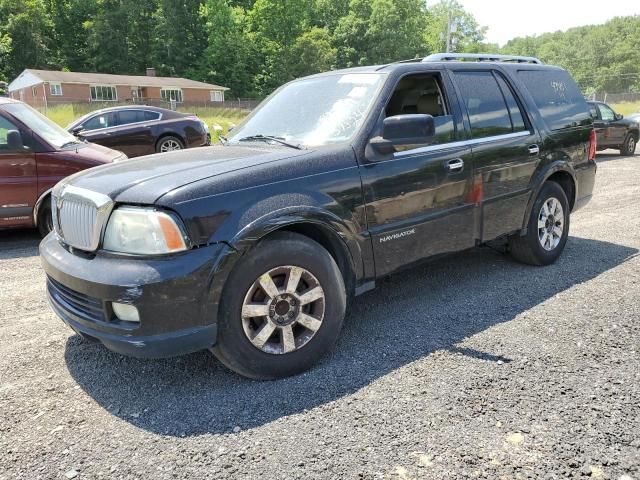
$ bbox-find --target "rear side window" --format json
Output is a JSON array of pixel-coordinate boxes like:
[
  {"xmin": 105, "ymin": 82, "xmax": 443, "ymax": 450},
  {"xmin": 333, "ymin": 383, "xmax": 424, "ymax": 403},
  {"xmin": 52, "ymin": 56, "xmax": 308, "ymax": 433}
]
[
  {"xmin": 116, "ymin": 110, "xmax": 143, "ymax": 126},
  {"xmin": 518, "ymin": 69, "xmax": 591, "ymax": 130},
  {"xmin": 454, "ymin": 71, "xmax": 520, "ymax": 139},
  {"xmin": 143, "ymin": 111, "xmax": 160, "ymax": 121}
]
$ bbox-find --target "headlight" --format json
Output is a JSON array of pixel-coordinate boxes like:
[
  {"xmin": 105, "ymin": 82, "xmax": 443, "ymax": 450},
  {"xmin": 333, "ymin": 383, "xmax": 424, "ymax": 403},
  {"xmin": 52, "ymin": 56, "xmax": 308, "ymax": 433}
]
[
  {"xmin": 113, "ymin": 152, "xmax": 128, "ymax": 163},
  {"xmin": 103, "ymin": 207, "xmax": 189, "ymax": 255}
]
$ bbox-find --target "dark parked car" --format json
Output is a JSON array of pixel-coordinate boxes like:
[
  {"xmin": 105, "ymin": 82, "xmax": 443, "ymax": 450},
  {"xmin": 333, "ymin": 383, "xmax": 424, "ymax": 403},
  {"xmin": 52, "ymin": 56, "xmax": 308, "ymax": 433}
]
[
  {"xmin": 67, "ymin": 106, "xmax": 210, "ymax": 158},
  {"xmin": 588, "ymin": 101, "xmax": 639, "ymax": 155},
  {"xmin": 0, "ymin": 98, "xmax": 125, "ymax": 236},
  {"xmin": 41, "ymin": 53, "xmax": 597, "ymax": 379}
]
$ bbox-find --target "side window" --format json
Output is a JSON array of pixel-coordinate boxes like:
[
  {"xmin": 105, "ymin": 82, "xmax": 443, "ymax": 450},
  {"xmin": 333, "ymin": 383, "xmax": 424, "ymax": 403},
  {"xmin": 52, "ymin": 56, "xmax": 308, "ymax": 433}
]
[
  {"xmin": 0, "ymin": 115, "xmax": 23, "ymax": 153},
  {"xmin": 517, "ymin": 69, "xmax": 591, "ymax": 130},
  {"xmin": 589, "ymin": 104, "xmax": 599, "ymax": 119},
  {"xmin": 495, "ymin": 74, "xmax": 526, "ymax": 132},
  {"xmin": 384, "ymin": 74, "xmax": 455, "ymax": 145},
  {"xmin": 598, "ymin": 104, "xmax": 615, "ymax": 121},
  {"xmin": 143, "ymin": 111, "xmax": 160, "ymax": 121},
  {"xmin": 83, "ymin": 112, "xmax": 115, "ymax": 130},
  {"xmin": 453, "ymin": 71, "xmax": 513, "ymax": 139},
  {"xmin": 116, "ymin": 110, "xmax": 142, "ymax": 126}
]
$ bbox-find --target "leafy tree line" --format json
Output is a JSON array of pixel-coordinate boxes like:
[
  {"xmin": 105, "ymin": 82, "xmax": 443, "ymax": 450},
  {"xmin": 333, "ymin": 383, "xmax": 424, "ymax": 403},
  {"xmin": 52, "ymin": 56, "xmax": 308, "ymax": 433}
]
[
  {"xmin": 502, "ymin": 15, "xmax": 640, "ymax": 94},
  {"xmin": 0, "ymin": 0, "xmax": 488, "ymax": 97},
  {"xmin": 1, "ymin": 1, "xmax": 638, "ymax": 98}
]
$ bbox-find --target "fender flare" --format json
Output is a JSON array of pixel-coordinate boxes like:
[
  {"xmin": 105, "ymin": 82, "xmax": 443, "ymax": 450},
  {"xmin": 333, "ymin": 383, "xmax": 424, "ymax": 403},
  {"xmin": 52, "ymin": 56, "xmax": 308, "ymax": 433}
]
[{"xmin": 520, "ymin": 161, "xmax": 578, "ymax": 233}]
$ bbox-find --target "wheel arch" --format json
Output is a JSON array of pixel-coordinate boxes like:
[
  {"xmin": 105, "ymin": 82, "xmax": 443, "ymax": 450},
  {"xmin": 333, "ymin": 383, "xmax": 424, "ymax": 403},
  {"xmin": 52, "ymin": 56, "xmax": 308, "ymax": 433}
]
[
  {"xmin": 229, "ymin": 209, "xmax": 363, "ymax": 299},
  {"xmin": 521, "ymin": 163, "xmax": 577, "ymax": 233},
  {"xmin": 156, "ymin": 132, "xmax": 185, "ymax": 150},
  {"xmin": 33, "ymin": 188, "xmax": 53, "ymax": 227}
]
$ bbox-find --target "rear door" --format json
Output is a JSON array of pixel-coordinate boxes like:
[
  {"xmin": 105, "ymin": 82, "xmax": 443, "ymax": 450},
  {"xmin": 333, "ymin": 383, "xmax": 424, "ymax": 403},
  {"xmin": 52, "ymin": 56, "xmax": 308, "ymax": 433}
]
[
  {"xmin": 450, "ymin": 69, "xmax": 541, "ymax": 241},
  {"xmin": 0, "ymin": 112, "xmax": 37, "ymax": 227}
]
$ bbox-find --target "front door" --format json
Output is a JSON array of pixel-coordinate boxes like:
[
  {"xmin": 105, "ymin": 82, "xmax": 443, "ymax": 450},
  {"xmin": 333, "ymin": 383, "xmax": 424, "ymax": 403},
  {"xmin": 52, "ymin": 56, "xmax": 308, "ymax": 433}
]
[
  {"xmin": 0, "ymin": 113, "xmax": 37, "ymax": 227},
  {"xmin": 360, "ymin": 71, "xmax": 476, "ymax": 276},
  {"xmin": 594, "ymin": 103, "xmax": 625, "ymax": 148},
  {"xmin": 450, "ymin": 69, "xmax": 541, "ymax": 241}
]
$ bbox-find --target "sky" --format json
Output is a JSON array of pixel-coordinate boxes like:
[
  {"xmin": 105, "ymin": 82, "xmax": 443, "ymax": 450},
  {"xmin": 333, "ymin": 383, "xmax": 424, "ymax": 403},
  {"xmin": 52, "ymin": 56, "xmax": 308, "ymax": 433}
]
[{"xmin": 448, "ymin": 0, "xmax": 640, "ymax": 46}]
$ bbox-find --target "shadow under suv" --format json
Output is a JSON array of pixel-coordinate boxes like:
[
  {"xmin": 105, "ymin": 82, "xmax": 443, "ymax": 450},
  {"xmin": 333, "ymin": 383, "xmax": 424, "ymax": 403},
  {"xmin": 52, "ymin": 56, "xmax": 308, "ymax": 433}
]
[{"xmin": 40, "ymin": 53, "xmax": 597, "ymax": 379}]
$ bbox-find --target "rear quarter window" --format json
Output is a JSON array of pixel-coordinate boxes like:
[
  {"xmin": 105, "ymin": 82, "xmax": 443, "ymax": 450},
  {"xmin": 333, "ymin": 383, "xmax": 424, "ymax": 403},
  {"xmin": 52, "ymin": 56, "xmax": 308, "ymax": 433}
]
[{"xmin": 518, "ymin": 69, "xmax": 591, "ymax": 131}]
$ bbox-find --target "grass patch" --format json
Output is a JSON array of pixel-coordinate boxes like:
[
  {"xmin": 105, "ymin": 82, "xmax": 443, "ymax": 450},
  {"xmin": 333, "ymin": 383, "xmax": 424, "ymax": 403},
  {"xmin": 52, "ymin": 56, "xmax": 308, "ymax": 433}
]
[
  {"xmin": 43, "ymin": 103, "xmax": 250, "ymax": 141},
  {"xmin": 610, "ymin": 101, "xmax": 640, "ymax": 116}
]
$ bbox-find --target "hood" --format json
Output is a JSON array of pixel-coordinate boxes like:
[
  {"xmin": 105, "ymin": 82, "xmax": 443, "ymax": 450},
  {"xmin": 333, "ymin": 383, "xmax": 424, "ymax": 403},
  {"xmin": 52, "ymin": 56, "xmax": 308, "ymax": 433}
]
[
  {"xmin": 65, "ymin": 144, "xmax": 311, "ymax": 204},
  {"xmin": 74, "ymin": 142, "xmax": 124, "ymax": 165}
]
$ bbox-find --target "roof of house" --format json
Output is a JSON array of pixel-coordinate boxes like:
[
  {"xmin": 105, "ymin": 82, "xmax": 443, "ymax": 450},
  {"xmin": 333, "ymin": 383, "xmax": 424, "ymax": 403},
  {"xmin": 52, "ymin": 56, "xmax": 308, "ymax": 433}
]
[{"xmin": 8, "ymin": 69, "xmax": 228, "ymax": 92}]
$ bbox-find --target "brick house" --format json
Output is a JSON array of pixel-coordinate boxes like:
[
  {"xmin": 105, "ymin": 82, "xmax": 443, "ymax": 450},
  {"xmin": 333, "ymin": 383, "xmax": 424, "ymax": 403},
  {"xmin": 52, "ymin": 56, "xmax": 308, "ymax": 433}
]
[{"xmin": 7, "ymin": 68, "xmax": 228, "ymax": 107}]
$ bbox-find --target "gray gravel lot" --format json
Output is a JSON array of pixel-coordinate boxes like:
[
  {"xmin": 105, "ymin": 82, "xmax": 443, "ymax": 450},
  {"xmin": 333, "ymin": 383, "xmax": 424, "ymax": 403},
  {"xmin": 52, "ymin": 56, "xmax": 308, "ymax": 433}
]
[{"xmin": 1, "ymin": 151, "xmax": 639, "ymax": 480}]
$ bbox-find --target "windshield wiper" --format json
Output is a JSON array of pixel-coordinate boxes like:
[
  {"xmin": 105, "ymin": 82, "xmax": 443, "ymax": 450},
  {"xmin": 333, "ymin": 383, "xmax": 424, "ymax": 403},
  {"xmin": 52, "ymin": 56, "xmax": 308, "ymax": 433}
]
[{"xmin": 237, "ymin": 134, "xmax": 304, "ymax": 150}]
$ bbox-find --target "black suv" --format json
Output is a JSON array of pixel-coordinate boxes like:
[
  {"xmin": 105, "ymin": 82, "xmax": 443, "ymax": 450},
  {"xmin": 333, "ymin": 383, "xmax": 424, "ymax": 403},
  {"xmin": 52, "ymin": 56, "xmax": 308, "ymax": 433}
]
[
  {"xmin": 588, "ymin": 101, "xmax": 639, "ymax": 156},
  {"xmin": 41, "ymin": 54, "xmax": 597, "ymax": 379}
]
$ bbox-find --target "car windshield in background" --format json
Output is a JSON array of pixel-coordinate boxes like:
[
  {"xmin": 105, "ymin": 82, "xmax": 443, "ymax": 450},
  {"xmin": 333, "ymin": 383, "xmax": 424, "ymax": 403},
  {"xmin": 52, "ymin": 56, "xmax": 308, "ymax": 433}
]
[
  {"xmin": 4, "ymin": 103, "xmax": 79, "ymax": 149},
  {"xmin": 228, "ymin": 73, "xmax": 386, "ymax": 147}
]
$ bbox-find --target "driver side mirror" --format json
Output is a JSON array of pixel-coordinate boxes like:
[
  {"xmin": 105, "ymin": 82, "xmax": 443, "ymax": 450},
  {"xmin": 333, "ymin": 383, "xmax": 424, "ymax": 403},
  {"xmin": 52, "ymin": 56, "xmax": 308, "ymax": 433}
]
[
  {"xmin": 71, "ymin": 126, "xmax": 84, "ymax": 136},
  {"xmin": 7, "ymin": 130, "xmax": 26, "ymax": 152},
  {"xmin": 615, "ymin": 113, "xmax": 623, "ymax": 121},
  {"xmin": 369, "ymin": 114, "xmax": 435, "ymax": 155}
]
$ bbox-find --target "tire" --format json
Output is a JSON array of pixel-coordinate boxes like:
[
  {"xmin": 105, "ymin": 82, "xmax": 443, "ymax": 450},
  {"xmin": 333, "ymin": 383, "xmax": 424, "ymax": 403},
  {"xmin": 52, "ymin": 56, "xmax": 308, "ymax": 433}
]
[
  {"xmin": 509, "ymin": 181, "xmax": 570, "ymax": 266},
  {"xmin": 620, "ymin": 133, "xmax": 636, "ymax": 156},
  {"xmin": 213, "ymin": 232, "xmax": 346, "ymax": 380},
  {"xmin": 156, "ymin": 136, "xmax": 184, "ymax": 153},
  {"xmin": 37, "ymin": 196, "xmax": 53, "ymax": 238}
]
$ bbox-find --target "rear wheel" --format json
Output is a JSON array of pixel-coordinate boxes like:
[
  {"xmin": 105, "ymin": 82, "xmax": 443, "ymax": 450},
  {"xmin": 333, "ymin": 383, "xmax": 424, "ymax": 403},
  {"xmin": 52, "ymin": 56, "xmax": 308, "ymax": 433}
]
[
  {"xmin": 620, "ymin": 133, "xmax": 636, "ymax": 156},
  {"xmin": 213, "ymin": 232, "xmax": 346, "ymax": 379},
  {"xmin": 156, "ymin": 136, "xmax": 184, "ymax": 153},
  {"xmin": 509, "ymin": 181, "xmax": 570, "ymax": 266},
  {"xmin": 37, "ymin": 197, "xmax": 53, "ymax": 238}
]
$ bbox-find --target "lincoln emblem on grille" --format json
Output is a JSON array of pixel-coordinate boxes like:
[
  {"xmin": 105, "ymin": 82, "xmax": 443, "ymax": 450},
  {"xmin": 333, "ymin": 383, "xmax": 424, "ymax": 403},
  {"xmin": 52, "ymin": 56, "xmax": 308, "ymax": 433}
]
[{"xmin": 52, "ymin": 184, "xmax": 114, "ymax": 252}]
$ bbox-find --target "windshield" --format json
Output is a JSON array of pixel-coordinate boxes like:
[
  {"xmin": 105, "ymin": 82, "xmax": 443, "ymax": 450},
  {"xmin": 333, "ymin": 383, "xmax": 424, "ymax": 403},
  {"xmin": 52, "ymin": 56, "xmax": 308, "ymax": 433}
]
[
  {"xmin": 228, "ymin": 73, "xmax": 386, "ymax": 147},
  {"xmin": 4, "ymin": 103, "xmax": 79, "ymax": 149}
]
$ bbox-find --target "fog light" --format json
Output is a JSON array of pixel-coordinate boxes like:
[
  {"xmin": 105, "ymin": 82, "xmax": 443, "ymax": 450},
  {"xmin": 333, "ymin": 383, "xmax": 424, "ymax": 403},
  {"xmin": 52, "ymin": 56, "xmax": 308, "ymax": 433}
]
[{"xmin": 112, "ymin": 302, "xmax": 140, "ymax": 322}]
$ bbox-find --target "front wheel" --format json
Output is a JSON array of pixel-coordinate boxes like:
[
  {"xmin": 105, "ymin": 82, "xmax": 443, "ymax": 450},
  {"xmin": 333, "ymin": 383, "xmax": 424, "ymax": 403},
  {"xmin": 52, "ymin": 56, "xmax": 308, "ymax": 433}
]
[
  {"xmin": 620, "ymin": 134, "xmax": 637, "ymax": 156},
  {"xmin": 213, "ymin": 232, "xmax": 346, "ymax": 379},
  {"xmin": 509, "ymin": 181, "xmax": 570, "ymax": 266},
  {"xmin": 37, "ymin": 197, "xmax": 53, "ymax": 238}
]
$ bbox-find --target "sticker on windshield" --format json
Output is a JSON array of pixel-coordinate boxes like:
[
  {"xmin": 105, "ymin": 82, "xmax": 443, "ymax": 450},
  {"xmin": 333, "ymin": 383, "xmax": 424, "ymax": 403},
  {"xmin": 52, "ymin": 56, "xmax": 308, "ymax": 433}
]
[{"xmin": 338, "ymin": 74, "xmax": 382, "ymax": 85}]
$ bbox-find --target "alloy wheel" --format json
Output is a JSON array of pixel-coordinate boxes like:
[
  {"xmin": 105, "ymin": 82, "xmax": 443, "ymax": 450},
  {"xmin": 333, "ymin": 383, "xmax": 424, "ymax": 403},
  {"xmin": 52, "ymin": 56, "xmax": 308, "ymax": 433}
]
[
  {"xmin": 160, "ymin": 139, "xmax": 182, "ymax": 152},
  {"xmin": 241, "ymin": 266, "xmax": 325, "ymax": 355},
  {"xmin": 538, "ymin": 197, "xmax": 564, "ymax": 251}
]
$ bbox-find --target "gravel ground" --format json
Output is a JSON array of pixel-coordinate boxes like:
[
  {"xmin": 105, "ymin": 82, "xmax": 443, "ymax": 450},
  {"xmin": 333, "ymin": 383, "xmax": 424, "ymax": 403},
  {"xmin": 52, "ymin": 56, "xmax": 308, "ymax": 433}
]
[{"xmin": 1, "ymin": 151, "xmax": 639, "ymax": 480}]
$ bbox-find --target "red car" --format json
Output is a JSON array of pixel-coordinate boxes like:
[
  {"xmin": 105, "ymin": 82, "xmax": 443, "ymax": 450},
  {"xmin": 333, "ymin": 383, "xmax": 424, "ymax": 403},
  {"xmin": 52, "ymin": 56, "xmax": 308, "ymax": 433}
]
[{"xmin": 0, "ymin": 98, "xmax": 125, "ymax": 236}]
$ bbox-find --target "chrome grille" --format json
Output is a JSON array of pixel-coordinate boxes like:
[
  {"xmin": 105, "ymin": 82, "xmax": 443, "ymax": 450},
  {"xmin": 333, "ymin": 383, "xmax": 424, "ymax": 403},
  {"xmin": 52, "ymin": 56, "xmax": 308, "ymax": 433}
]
[{"xmin": 53, "ymin": 185, "xmax": 114, "ymax": 251}]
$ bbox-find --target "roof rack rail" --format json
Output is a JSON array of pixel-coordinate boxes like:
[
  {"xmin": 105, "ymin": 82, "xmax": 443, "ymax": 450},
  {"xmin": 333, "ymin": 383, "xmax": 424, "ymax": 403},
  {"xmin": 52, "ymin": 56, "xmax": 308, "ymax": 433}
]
[{"xmin": 423, "ymin": 53, "xmax": 542, "ymax": 65}]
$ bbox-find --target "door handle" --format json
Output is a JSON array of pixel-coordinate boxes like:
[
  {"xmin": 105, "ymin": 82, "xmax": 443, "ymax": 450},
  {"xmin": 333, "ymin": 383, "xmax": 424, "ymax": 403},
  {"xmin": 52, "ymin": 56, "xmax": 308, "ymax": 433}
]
[
  {"xmin": 446, "ymin": 158, "xmax": 464, "ymax": 172},
  {"xmin": 528, "ymin": 144, "xmax": 540, "ymax": 155}
]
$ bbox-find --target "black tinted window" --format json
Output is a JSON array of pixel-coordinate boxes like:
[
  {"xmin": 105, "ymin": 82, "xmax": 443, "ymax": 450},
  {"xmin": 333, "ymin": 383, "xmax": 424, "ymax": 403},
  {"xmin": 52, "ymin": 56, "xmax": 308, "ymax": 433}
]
[
  {"xmin": 495, "ymin": 75, "xmax": 526, "ymax": 132},
  {"xmin": 143, "ymin": 111, "xmax": 160, "ymax": 121},
  {"xmin": 518, "ymin": 69, "xmax": 591, "ymax": 130},
  {"xmin": 454, "ymin": 71, "xmax": 513, "ymax": 139},
  {"xmin": 116, "ymin": 110, "xmax": 143, "ymax": 126},
  {"xmin": 598, "ymin": 104, "xmax": 616, "ymax": 121},
  {"xmin": 83, "ymin": 113, "xmax": 115, "ymax": 130}
]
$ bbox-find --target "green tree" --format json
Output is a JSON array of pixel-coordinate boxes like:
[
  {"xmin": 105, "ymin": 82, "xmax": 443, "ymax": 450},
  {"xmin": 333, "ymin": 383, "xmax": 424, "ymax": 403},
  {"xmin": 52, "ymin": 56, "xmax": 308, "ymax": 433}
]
[
  {"xmin": 45, "ymin": 0, "xmax": 97, "ymax": 71},
  {"xmin": 200, "ymin": 0, "xmax": 256, "ymax": 97},
  {"xmin": 0, "ymin": 0, "xmax": 55, "ymax": 79},
  {"xmin": 289, "ymin": 27, "xmax": 336, "ymax": 78},
  {"xmin": 424, "ymin": 0, "xmax": 487, "ymax": 53}
]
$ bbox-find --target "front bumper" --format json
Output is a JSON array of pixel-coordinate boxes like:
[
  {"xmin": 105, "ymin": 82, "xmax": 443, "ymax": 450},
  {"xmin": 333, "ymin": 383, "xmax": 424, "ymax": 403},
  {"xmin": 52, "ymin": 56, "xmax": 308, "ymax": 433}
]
[{"xmin": 40, "ymin": 234, "xmax": 227, "ymax": 358}]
